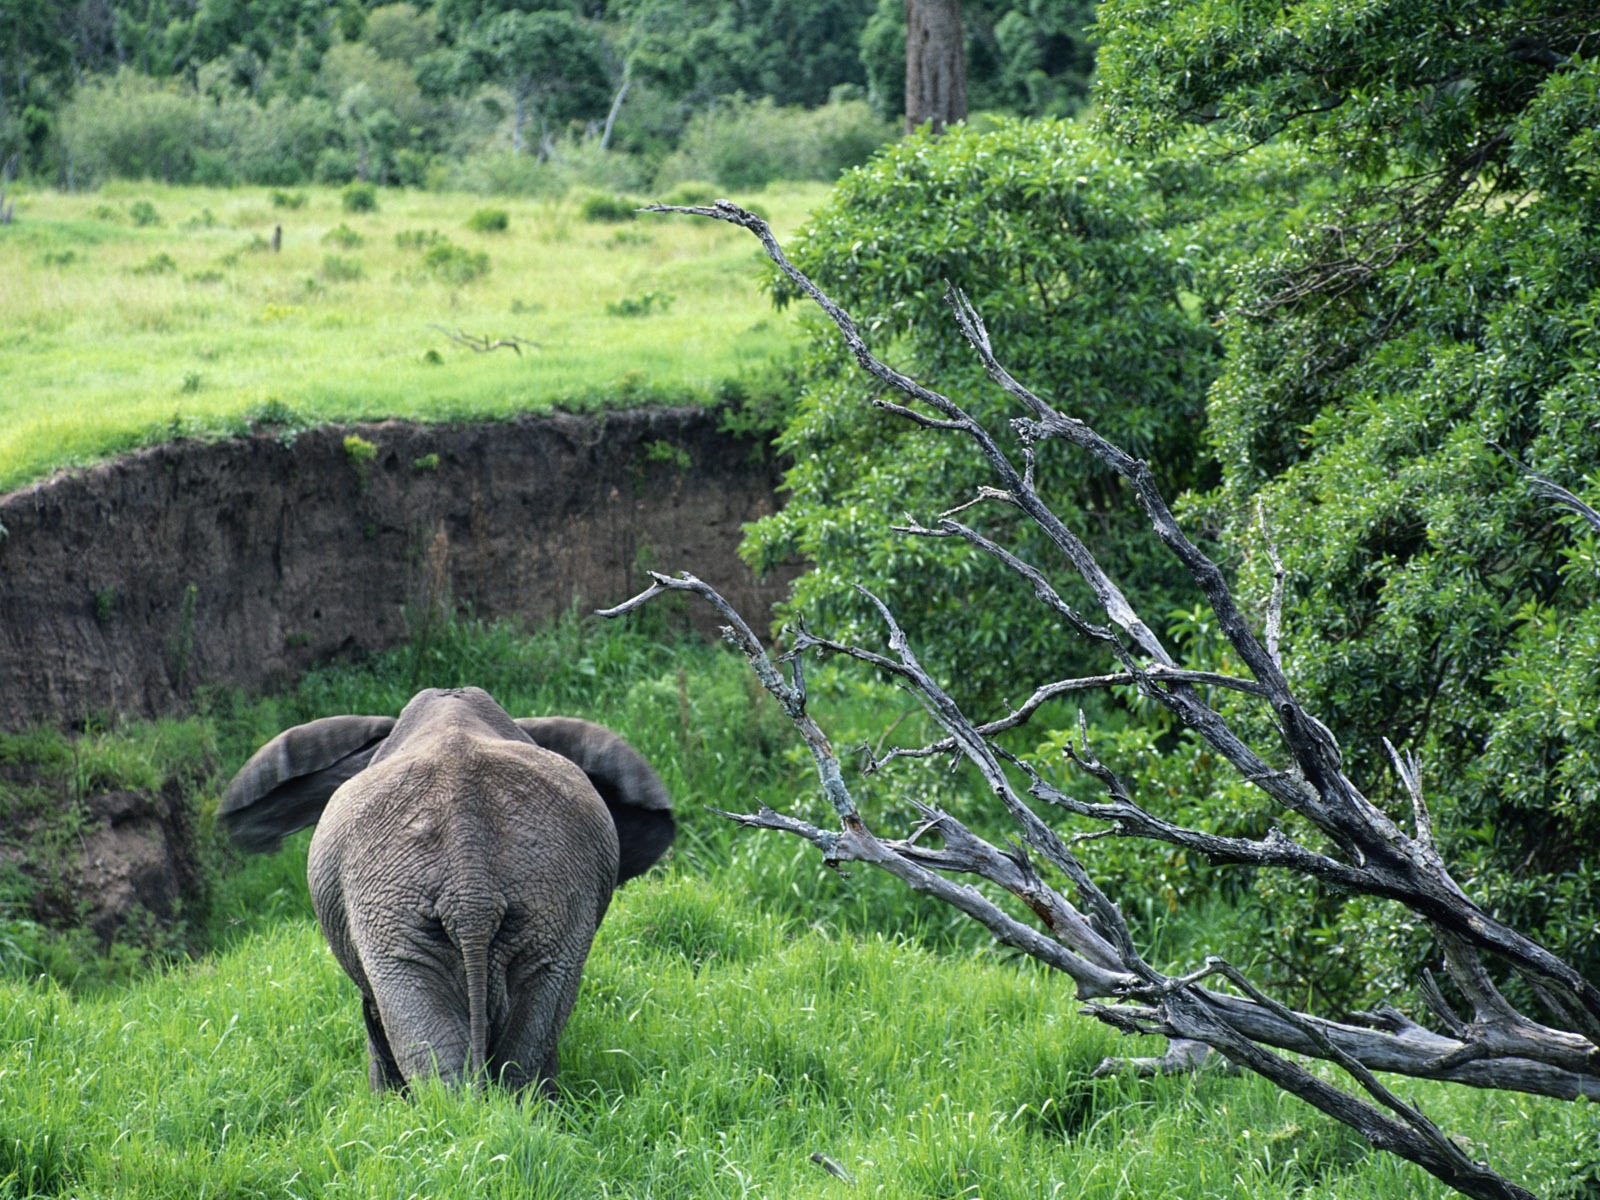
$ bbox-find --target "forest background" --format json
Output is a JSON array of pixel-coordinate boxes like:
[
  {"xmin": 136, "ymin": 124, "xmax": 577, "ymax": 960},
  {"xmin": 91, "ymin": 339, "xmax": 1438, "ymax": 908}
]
[{"xmin": 0, "ymin": 0, "xmax": 1091, "ymax": 191}]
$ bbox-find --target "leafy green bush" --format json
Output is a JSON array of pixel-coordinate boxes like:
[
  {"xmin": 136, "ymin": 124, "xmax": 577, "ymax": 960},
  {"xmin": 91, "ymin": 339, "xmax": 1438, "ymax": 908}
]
[
  {"xmin": 657, "ymin": 180, "xmax": 720, "ymax": 207},
  {"xmin": 420, "ymin": 240, "xmax": 489, "ymax": 285},
  {"xmin": 394, "ymin": 228, "xmax": 443, "ymax": 249},
  {"xmin": 744, "ymin": 119, "xmax": 1316, "ymax": 700},
  {"xmin": 321, "ymin": 223, "xmax": 365, "ymax": 249},
  {"xmin": 657, "ymin": 95, "xmax": 896, "ymax": 189},
  {"xmin": 57, "ymin": 69, "xmax": 203, "ymax": 184},
  {"xmin": 1090, "ymin": 4, "xmax": 1600, "ymax": 998},
  {"xmin": 605, "ymin": 290, "xmax": 673, "ymax": 318},
  {"xmin": 129, "ymin": 252, "xmax": 176, "ymax": 276},
  {"xmin": 577, "ymin": 192, "xmax": 639, "ymax": 223},
  {"xmin": 340, "ymin": 182, "xmax": 379, "ymax": 213},
  {"xmin": 128, "ymin": 200, "xmax": 161, "ymax": 227},
  {"xmin": 465, "ymin": 207, "xmax": 509, "ymax": 233},
  {"xmin": 270, "ymin": 189, "xmax": 307, "ymax": 210},
  {"xmin": 315, "ymin": 147, "xmax": 359, "ymax": 185}
]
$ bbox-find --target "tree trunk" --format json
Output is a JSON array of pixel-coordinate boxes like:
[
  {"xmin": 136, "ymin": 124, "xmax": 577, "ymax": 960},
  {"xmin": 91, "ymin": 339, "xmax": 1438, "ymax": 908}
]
[{"xmin": 904, "ymin": 0, "xmax": 966, "ymax": 135}]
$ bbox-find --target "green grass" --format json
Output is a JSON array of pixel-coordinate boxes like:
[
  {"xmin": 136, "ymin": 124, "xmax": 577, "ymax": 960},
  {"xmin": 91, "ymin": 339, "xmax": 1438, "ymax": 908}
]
[
  {"xmin": 1, "ymin": 616, "xmax": 1593, "ymax": 1198},
  {"xmin": 0, "ymin": 181, "xmax": 823, "ymax": 492}
]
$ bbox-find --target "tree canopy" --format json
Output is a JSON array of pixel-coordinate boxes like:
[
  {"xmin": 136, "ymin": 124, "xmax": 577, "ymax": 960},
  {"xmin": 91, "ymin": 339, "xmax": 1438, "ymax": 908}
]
[
  {"xmin": 0, "ymin": 0, "xmax": 1100, "ymax": 185},
  {"xmin": 1090, "ymin": 0, "xmax": 1600, "ymax": 987}
]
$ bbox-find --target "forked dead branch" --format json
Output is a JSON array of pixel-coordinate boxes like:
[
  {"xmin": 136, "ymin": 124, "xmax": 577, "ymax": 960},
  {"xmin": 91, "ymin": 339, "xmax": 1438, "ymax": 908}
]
[{"xmin": 603, "ymin": 200, "xmax": 1600, "ymax": 1200}]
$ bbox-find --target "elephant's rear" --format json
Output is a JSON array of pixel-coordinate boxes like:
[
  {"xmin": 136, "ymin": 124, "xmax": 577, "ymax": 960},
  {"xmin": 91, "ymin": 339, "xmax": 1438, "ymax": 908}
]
[{"xmin": 313, "ymin": 731, "xmax": 620, "ymax": 1090}]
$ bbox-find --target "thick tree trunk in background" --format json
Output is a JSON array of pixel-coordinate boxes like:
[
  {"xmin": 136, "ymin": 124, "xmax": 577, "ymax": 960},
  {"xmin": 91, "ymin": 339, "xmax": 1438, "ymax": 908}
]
[{"xmin": 904, "ymin": 0, "xmax": 966, "ymax": 134}]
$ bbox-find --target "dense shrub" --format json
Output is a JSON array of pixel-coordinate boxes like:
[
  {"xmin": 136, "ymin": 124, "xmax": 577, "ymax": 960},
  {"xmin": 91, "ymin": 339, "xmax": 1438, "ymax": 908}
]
[
  {"xmin": 745, "ymin": 119, "xmax": 1321, "ymax": 700},
  {"xmin": 465, "ymin": 206, "xmax": 509, "ymax": 232},
  {"xmin": 577, "ymin": 191, "xmax": 638, "ymax": 223},
  {"xmin": 58, "ymin": 70, "xmax": 204, "ymax": 184},
  {"xmin": 341, "ymin": 182, "xmax": 379, "ymax": 213},
  {"xmin": 419, "ymin": 239, "xmax": 489, "ymax": 284},
  {"xmin": 656, "ymin": 95, "xmax": 896, "ymax": 189},
  {"xmin": 57, "ymin": 73, "xmax": 345, "ymax": 187}
]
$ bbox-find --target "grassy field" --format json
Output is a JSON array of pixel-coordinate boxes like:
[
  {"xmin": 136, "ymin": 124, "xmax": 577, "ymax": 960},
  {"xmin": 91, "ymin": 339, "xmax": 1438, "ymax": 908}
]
[
  {"xmin": 0, "ymin": 617, "xmax": 1590, "ymax": 1199},
  {"xmin": 0, "ymin": 181, "xmax": 824, "ymax": 493}
]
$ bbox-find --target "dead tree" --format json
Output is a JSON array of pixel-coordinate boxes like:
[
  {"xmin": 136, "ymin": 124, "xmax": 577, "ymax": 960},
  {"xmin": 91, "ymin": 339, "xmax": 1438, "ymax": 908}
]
[{"xmin": 604, "ymin": 202, "xmax": 1600, "ymax": 1200}]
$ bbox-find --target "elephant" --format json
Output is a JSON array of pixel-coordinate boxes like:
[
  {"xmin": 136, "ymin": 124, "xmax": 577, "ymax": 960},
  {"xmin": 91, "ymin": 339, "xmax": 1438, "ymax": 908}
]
[{"xmin": 219, "ymin": 686, "xmax": 674, "ymax": 1094}]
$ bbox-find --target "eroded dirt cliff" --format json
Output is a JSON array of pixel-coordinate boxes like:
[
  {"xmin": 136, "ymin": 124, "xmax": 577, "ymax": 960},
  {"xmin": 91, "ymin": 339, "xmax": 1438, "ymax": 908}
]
[{"xmin": 0, "ymin": 406, "xmax": 791, "ymax": 733}]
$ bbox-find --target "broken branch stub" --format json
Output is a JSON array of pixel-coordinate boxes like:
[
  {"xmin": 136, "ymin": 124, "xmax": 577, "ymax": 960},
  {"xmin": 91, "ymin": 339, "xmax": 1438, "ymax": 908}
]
[{"xmin": 610, "ymin": 202, "xmax": 1599, "ymax": 1200}]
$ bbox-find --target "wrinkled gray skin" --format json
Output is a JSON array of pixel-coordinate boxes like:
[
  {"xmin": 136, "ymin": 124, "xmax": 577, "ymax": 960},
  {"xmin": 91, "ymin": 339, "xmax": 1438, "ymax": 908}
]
[{"xmin": 219, "ymin": 687, "xmax": 673, "ymax": 1094}]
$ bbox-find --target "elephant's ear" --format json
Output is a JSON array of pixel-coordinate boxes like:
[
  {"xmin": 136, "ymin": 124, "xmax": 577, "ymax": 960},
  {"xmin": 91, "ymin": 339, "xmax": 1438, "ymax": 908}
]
[
  {"xmin": 219, "ymin": 716, "xmax": 396, "ymax": 854},
  {"xmin": 516, "ymin": 717, "xmax": 675, "ymax": 885}
]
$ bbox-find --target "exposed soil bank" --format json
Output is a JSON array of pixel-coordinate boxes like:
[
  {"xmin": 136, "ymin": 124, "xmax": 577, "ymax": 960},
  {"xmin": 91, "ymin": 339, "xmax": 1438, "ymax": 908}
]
[{"xmin": 0, "ymin": 406, "xmax": 791, "ymax": 733}]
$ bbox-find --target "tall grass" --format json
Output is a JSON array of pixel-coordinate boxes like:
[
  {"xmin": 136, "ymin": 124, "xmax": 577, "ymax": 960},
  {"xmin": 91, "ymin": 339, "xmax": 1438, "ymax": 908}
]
[
  {"xmin": 0, "ymin": 615, "xmax": 1591, "ymax": 1198},
  {"xmin": 0, "ymin": 181, "xmax": 822, "ymax": 492}
]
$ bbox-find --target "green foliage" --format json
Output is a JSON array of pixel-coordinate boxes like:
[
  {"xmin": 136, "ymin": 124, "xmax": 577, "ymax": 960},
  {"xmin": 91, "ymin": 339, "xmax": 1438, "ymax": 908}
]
[
  {"xmin": 745, "ymin": 117, "xmax": 1318, "ymax": 701},
  {"xmin": 1094, "ymin": 0, "xmax": 1588, "ymax": 185},
  {"xmin": 577, "ymin": 191, "xmax": 638, "ymax": 223},
  {"xmin": 127, "ymin": 199, "xmax": 160, "ymax": 227},
  {"xmin": 605, "ymin": 290, "xmax": 673, "ymax": 318},
  {"xmin": 128, "ymin": 252, "xmax": 176, "ymax": 276},
  {"xmin": 657, "ymin": 95, "xmax": 896, "ymax": 189},
  {"xmin": 446, "ymin": 8, "xmax": 610, "ymax": 156},
  {"xmin": 340, "ymin": 181, "xmax": 378, "ymax": 213},
  {"xmin": 269, "ymin": 188, "xmax": 307, "ymax": 209},
  {"xmin": 1094, "ymin": 2, "xmax": 1600, "ymax": 995},
  {"xmin": 419, "ymin": 238, "xmax": 490, "ymax": 285},
  {"xmin": 341, "ymin": 433, "xmax": 377, "ymax": 465},
  {"xmin": 465, "ymin": 206, "xmax": 509, "ymax": 232},
  {"xmin": 860, "ymin": 0, "xmax": 1097, "ymax": 122},
  {"xmin": 321, "ymin": 222, "xmax": 365, "ymax": 249},
  {"xmin": 394, "ymin": 226, "xmax": 444, "ymax": 248}
]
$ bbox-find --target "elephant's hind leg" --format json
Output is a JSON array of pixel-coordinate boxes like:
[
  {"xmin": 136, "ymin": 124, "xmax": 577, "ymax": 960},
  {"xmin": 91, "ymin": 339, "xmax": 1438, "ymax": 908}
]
[
  {"xmin": 362, "ymin": 995, "xmax": 408, "ymax": 1093},
  {"xmin": 490, "ymin": 954, "xmax": 587, "ymax": 1095}
]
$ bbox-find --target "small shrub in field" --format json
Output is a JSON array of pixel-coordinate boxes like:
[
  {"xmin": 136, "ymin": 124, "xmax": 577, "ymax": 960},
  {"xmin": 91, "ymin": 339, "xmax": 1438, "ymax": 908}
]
[
  {"xmin": 659, "ymin": 180, "xmax": 720, "ymax": 206},
  {"xmin": 466, "ymin": 207, "xmax": 509, "ymax": 233},
  {"xmin": 322, "ymin": 223, "xmax": 365, "ymax": 249},
  {"xmin": 421, "ymin": 240, "xmax": 489, "ymax": 285},
  {"xmin": 395, "ymin": 228, "xmax": 443, "ymax": 249},
  {"xmin": 270, "ymin": 189, "xmax": 307, "ymax": 209},
  {"xmin": 578, "ymin": 192, "xmax": 638, "ymax": 223},
  {"xmin": 130, "ymin": 252, "xmax": 177, "ymax": 276},
  {"xmin": 606, "ymin": 290, "xmax": 674, "ymax": 318},
  {"xmin": 607, "ymin": 227, "xmax": 653, "ymax": 247},
  {"xmin": 128, "ymin": 199, "xmax": 161, "ymax": 226},
  {"xmin": 320, "ymin": 254, "xmax": 364, "ymax": 282},
  {"xmin": 186, "ymin": 269, "xmax": 225, "ymax": 284},
  {"xmin": 41, "ymin": 249, "xmax": 78, "ymax": 267},
  {"xmin": 341, "ymin": 182, "xmax": 378, "ymax": 213}
]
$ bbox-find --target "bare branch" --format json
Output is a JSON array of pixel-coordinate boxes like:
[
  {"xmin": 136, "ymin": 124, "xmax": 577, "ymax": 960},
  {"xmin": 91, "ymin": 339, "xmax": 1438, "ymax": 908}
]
[
  {"xmin": 427, "ymin": 325, "xmax": 536, "ymax": 354},
  {"xmin": 1527, "ymin": 470, "xmax": 1600, "ymax": 536}
]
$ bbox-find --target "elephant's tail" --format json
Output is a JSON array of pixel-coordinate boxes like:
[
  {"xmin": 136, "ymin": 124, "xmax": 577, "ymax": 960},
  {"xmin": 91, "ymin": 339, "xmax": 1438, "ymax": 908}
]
[{"xmin": 456, "ymin": 921, "xmax": 493, "ymax": 1089}]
